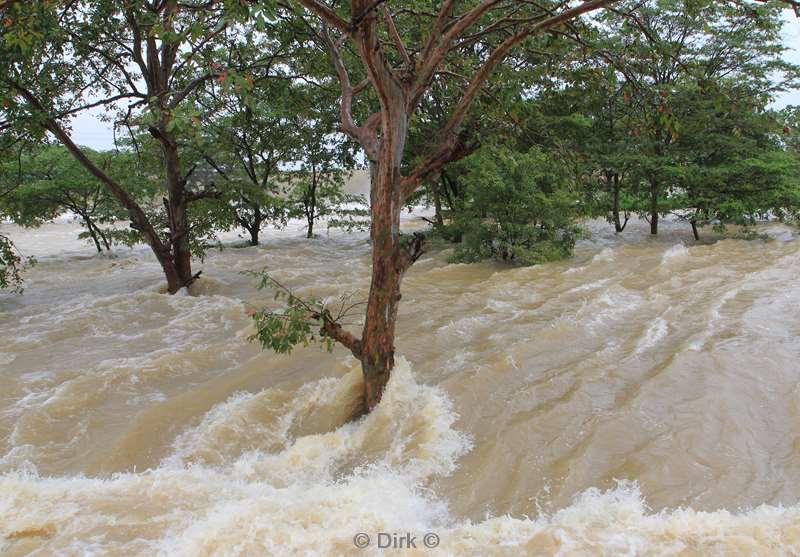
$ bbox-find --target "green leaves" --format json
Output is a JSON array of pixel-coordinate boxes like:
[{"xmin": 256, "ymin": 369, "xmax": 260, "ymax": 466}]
[
  {"xmin": 0, "ymin": 233, "xmax": 33, "ymax": 293},
  {"xmin": 246, "ymin": 269, "xmax": 336, "ymax": 354},
  {"xmin": 0, "ymin": 145, "xmax": 156, "ymax": 251},
  {"xmin": 448, "ymin": 146, "xmax": 581, "ymax": 266}
]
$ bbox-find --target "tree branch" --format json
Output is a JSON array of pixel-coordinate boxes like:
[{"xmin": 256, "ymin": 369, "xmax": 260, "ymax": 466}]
[
  {"xmin": 317, "ymin": 313, "xmax": 363, "ymax": 358},
  {"xmin": 10, "ymin": 83, "xmax": 169, "ymax": 257},
  {"xmin": 381, "ymin": 5, "xmax": 412, "ymax": 67},
  {"xmin": 396, "ymin": 232, "xmax": 425, "ymax": 273},
  {"xmin": 403, "ymin": 0, "xmax": 616, "ymax": 196},
  {"xmin": 319, "ymin": 23, "xmax": 379, "ymax": 159},
  {"xmin": 295, "ymin": 0, "xmax": 351, "ymax": 33}
]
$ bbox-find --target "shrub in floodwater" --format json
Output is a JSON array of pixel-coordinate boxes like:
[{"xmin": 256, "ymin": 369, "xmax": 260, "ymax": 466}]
[
  {"xmin": 0, "ymin": 234, "xmax": 33, "ymax": 293},
  {"xmin": 446, "ymin": 146, "xmax": 581, "ymax": 266}
]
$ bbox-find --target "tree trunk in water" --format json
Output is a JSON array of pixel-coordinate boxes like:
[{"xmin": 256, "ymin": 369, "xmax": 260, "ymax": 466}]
[
  {"xmin": 433, "ymin": 180, "xmax": 444, "ymax": 228},
  {"xmin": 691, "ymin": 220, "xmax": 700, "ymax": 241},
  {"xmin": 611, "ymin": 174, "xmax": 626, "ymax": 233},
  {"xmin": 88, "ymin": 225, "xmax": 103, "ymax": 253},
  {"xmin": 360, "ymin": 159, "xmax": 402, "ymax": 410},
  {"xmin": 649, "ymin": 181, "xmax": 659, "ymax": 235},
  {"xmin": 98, "ymin": 227, "xmax": 111, "ymax": 251},
  {"xmin": 249, "ymin": 207, "xmax": 262, "ymax": 246},
  {"xmin": 84, "ymin": 216, "xmax": 103, "ymax": 253},
  {"xmin": 23, "ymin": 31, "xmax": 190, "ymax": 294},
  {"xmin": 248, "ymin": 226, "xmax": 260, "ymax": 246},
  {"xmin": 350, "ymin": 12, "xmax": 424, "ymax": 411},
  {"xmin": 359, "ymin": 108, "xmax": 418, "ymax": 410},
  {"xmin": 308, "ymin": 169, "xmax": 317, "ymax": 239},
  {"xmin": 161, "ymin": 132, "xmax": 194, "ymax": 293}
]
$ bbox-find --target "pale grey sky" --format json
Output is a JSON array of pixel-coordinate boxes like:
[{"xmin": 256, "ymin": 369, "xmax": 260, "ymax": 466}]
[
  {"xmin": 68, "ymin": 14, "xmax": 800, "ymax": 151},
  {"xmin": 776, "ymin": 14, "xmax": 800, "ymax": 107}
]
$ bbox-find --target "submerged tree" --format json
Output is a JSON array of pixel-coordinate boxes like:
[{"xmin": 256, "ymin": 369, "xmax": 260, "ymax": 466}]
[
  {"xmin": 250, "ymin": 0, "xmax": 616, "ymax": 412},
  {"xmin": 586, "ymin": 0, "xmax": 797, "ymax": 235},
  {"xmin": 666, "ymin": 80, "xmax": 800, "ymax": 238},
  {"xmin": 0, "ymin": 233, "xmax": 27, "ymax": 293},
  {"xmin": 501, "ymin": 0, "xmax": 799, "ymax": 237},
  {"xmin": 1, "ymin": 0, "xmax": 254, "ymax": 292},
  {"xmin": 200, "ymin": 73, "xmax": 301, "ymax": 247},
  {"xmin": 289, "ymin": 153, "xmax": 362, "ymax": 239},
  {"xmin": 449, "ymin": 146, "xmax": 581, "ymax": 265},
  {"xmin": 287, "ymin": 87, "xmax": 361, "ymax": 239},
  {"xmin": 0, "ymin": 145, "xmax": 156, "ymax": 252}
]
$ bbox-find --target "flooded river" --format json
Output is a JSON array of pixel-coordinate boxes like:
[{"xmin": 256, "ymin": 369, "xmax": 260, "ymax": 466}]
[{"xmin": 2, "ymin": 214, "xmax": 800, "ymax": 555}]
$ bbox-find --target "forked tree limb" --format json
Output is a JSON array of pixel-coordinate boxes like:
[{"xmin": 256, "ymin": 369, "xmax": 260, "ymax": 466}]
[
  {"xmin": 396, "ymin": 232, "xmax": 426, "ymax": 274},
  {"xmin": 381, "ymin": 5, "xmax": 412, "ymax": 68},
  {"xmin": 319, "ymin": 24, "xmax": 380, "ymax": 159},
  {"xmin": 402, "ymin": 0, "xmax": 618, "ymax": 195}
]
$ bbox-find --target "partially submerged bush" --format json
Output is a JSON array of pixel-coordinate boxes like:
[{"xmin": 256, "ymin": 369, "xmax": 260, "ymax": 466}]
[
  {"xmin": 0, "ymin": 234, "xmax": 33, "ymax": 293},
  {"xmin": 448, "ymin": 146, "xmax": 581, "ymax": 265}
]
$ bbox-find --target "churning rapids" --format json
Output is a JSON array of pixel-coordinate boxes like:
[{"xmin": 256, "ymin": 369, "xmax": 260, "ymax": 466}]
[{"xmin": 3, "ymin": 211, "xmax": 800, "ymax": 556}]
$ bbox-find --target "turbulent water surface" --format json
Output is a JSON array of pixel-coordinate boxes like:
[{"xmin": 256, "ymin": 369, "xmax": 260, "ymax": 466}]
[{"xmin": 2, "ymin": 214, "xmax": 800, "ymax": 556}]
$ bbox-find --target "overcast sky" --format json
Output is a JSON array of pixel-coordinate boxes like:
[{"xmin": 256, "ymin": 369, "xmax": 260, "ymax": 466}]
[{"xmin": 68, "ymin": 15, "xmax": 800, "ymax": 151}]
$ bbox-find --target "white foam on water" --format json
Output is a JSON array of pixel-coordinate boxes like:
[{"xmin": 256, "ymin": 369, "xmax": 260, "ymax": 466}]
[
  {"xmin": 685, "ymin": 286, "xmax": 741, "ymax": 352},
  {"xmin": 566, "ymin": 286, "xmax": 645, "ymax": 334},
  {"xmin": 563, "ymin": 247, "xmax": 616, "ymax": 276},
  {"xmin": 446, "ymin": 482, "xmax": 800, "ymax": 556},
  {"xmin": 0, "ymin": 359, "xmax": 471, "ymax": 555},
  {"xmin": 5, "ymin": 219, "xmax": 800, "ymax": 555},
  {"xmin": 436, "ymin": 315, "xmax": 494, "ymax": 343},
  {"xmin": 660, "ymin": 244, "xmax": 690, "ymax": 266},
  {"xmin": 567, "ymin": 277, "xmax": 614, "ymax": 294},
  {"xmin": 635, "ymin": 317, "xmax": 669, "ymax": 354},
  {"xmin": 592, "ymin": 247, "xmax": 616, "ymax": 263},
  {"xmin": 3, "ymin": 359, "xmax": 799, "ymax": 556}
]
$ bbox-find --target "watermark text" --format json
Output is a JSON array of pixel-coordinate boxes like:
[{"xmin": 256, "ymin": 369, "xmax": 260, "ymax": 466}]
[{"xmin": 353, "ymin": 531, "xmax": 440, "ymax": 549}]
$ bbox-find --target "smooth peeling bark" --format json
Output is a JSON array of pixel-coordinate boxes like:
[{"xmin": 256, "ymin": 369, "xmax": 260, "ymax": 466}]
[
  {"xmin": 359, "ymin": 165, "xmax": 425, "ymax": 409},
  {"xmin": 361, "ymin": 165, "xmax": 400, "ymax": 409},
  {"xmin": 359, "ymin": 107, "xmax": 408, "ymax": 406}
]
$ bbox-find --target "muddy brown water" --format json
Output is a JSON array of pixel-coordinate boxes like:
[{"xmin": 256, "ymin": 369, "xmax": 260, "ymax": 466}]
[{"xmin": 2, "ymin": 214, "xmax": 800, "ymax": 555}]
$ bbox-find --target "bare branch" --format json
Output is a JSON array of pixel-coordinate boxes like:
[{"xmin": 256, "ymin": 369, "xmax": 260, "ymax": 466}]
[
  {"xmin": 295, "ymin": 0, "xmax": 351, "ymax": 33},
  {"xmin": 319, "ymin": 24, "xmax": 379, "ymax": 159},
  {"xmin": 169, "ymin": 72, "xmax": 219, "ymax": 108},
  {"xmin": 403, "ymin": 0, "xmax": 617, "ymax": 196},
  {"xmin": 381, "ymin": 5, "xmax": 412, "ymax": 67},
  {"xmin": 411, "ymin": 0, "xmax": 504, "ymax": 108},
  {"xmin": 318, "ymin": 315, "xmax": 363, "ymax": 357}
]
